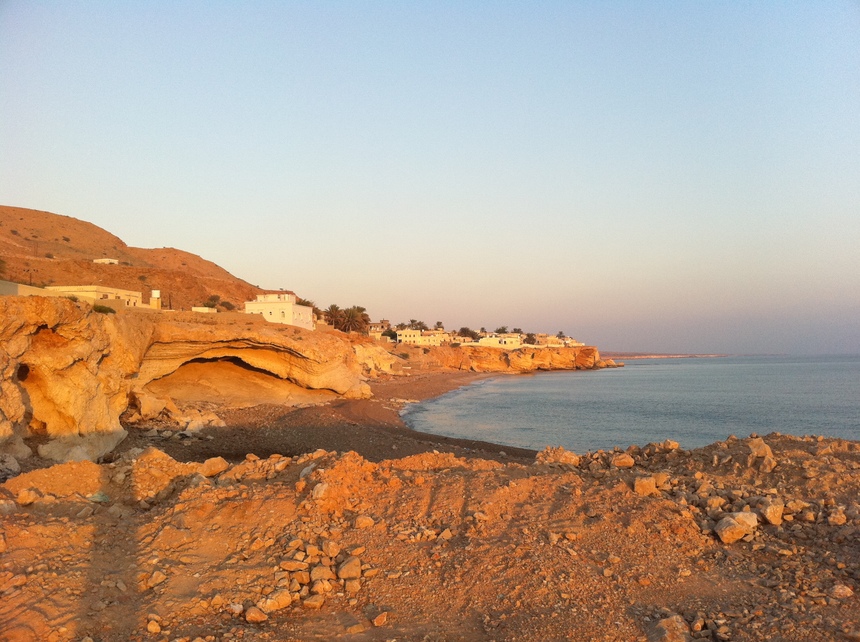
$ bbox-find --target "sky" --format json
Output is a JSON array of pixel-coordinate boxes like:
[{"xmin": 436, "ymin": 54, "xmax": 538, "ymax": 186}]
[{"xmin": 1, "ymin": 2, "xmax": 858, "ymax": 354}]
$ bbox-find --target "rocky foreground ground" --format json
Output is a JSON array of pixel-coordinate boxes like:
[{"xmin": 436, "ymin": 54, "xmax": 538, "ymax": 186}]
[{"xmin": 1, "ymin": 429, "xmax": 859, "ymax": 642}]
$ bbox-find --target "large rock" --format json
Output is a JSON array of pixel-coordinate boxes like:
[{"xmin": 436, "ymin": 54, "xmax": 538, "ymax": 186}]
[
  {"xmin": 0, "ymin": 296, "xmax": 372, "ymax": 460},
  {"xmin": 715, "ymin": 512, "xmax": 759, "ymax": 544},
  {"xmin": 0, "ymin": 297, "xmax": 148, "ymax": 454}
]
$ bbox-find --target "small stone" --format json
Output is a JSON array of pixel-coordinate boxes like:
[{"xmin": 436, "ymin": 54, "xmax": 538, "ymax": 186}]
[
  {"xmin": 257, "ymin": 589, "xmax": 292, "ymax": 613},
  {"xmin": 759, "ymin": 455, "xmax": 777, "ymax": 473},
  {"xmin": 16, "ymin": 488, "xmax": 40, "ymax": 506},
  {"xmin": 199, "ymin": 457, "xmax": 229, "ymax": 477},
  {"xmin": 321, "ymin": 539, "xmax": 341, "ymax": 557},
  {"xmin": 280, "ymin": 559, "xmax": 309, "ymax": 572},
  {"xmin": 244, "ymin": 606, "xmax": 268, "ymax": 623},
  {"xmin": 831, "ymin": 584, "xmax": 853, "ymax": 599},
  {"xmin": 338, "ymin": 556, "xmax": 362, "ymax": 580},
  {"xmin": 748, "ymin": 437, "xmax": 773, "ymax": 459},
  {"xmin": 147, "ymin": 570, "xmax": 167, "ymax": 588},
  {"xmin": 759, "ymin": 498, "xmax": 784, "ymax": 525},
  {"xmin": 439, "ymin": 528, "xmax": 453, "ymax": 540},
  {"xmin": 303, "ymin": 594, "xmax": 325, "ymax": 609},
  {"xmin": 146, "ymin": 620, "xmax": 161, "ymax": 634},
  {"xmin": 354, "ymin": 515, "xmax": 374, "ymax": 529},
  {"xmin": 611, "ymin": 453, "xmax": 635, "ymax": 468},
  {"xmin": 714, "ymin": 517, "xmax": 747, "ymax": 544},
  {"xmin": 345, "ymin": 579, "xmax": 361, "ymax": 593},
  {"xmin": 310, "ymin": 565, "xmax": 336, "ymax": 581},
  {"xmin": 827, "ymin": 510, "xmax": 847, "ymax": 526},
  {"xmin": 311, "ymin": 579, "xmax": 333, "ymax": 594},
  {"xmin": 633, "ymin": 476, "xmax": 658, "ymax": 496},
  {"xmin": 346, "ymin": 622, "xmax": 368, "ymax": 634},
  {"xmin": 372, "ymin": 612, "xmax": 389, "ymax": 627},
  {"xmin": 312, "ymin": 482, "xmax": 329, "ymax": 500}
]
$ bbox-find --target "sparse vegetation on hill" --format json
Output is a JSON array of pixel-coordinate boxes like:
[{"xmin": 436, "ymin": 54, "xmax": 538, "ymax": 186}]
[{"xmin": 0, "ymin": 205, "xmax": 261, "ymax": 310}]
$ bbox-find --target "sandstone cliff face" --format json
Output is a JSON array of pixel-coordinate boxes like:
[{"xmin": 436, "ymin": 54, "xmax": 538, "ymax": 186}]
[
  {"xmin": 0, "ymin": 297, "xmax": 370, "ymax": 461},
  {"xmin": 136, "ymin": 318, "xmax": 370, "ymax": 399},
  {"xmin": 0, "ymin": 297, "xmax": 150, "ymax": 460},
  {"xmin": 391, "ymin": 344, "xmax": 602, "ymax": 373}
]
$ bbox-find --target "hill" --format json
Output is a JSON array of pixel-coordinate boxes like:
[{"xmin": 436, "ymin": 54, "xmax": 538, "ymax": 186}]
[{"xmin": 0, "ymin": 205, "xmax": 264, "ymax": 310}]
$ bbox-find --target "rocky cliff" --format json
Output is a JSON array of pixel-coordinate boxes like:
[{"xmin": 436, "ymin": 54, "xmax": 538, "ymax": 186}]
[
  {"xmin": 0, "ymin": 297, "xmax": 370, "ymax": 462},
  {"xmin": 384, "ymin": 343, "xmax": 609, "ymax": 372}
]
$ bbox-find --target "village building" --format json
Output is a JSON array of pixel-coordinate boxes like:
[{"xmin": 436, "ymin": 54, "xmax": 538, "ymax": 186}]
[
  {"xmin": 476, "ymin": 333, "xmax": 523, "ymax": 349},
  {"xmin": 369, "ymin": 319, "xmax": 393, "ymax": 341},
  {"xmin": 396, "ymin": 329, "xmax": 444, "ymax": 346},
  {"xmin": 244, "ymin": 291, "xmax": 314, "ymax": 330},
  {"xmin": 44, "ymin": 284, "xmax": 144, "ymax": 308}
]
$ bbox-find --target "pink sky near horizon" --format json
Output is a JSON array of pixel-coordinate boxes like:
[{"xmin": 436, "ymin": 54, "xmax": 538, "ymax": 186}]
[{"xmin": 1, "ymin": 2, "xmax": 858, "ymax": 354}]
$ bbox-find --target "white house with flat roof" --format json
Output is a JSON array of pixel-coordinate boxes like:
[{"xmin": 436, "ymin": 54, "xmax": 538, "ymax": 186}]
[
  {"xmin": 44, "ymin": 284, "xmax": 144, "ymax": 307},
  {"xmin": 244, "ymin": 292, "xmax": 314, "ymax": 330}
]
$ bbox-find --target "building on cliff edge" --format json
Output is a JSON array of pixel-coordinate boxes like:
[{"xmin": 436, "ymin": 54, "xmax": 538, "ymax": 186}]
[{"xmin": 244, "ymin": 292, "xmax": 315, "ymax": 330}]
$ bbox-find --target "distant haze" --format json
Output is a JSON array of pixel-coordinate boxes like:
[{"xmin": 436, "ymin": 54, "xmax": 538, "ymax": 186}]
[{"xmin": 1, "ymin": 2, "xmax": 858, "ymax": 354}]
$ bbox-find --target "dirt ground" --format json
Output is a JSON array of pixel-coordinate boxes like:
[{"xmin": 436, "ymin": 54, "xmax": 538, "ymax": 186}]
[{"xmin": 1, "ymin": 372, "xmax": 859, "ymax": 642}]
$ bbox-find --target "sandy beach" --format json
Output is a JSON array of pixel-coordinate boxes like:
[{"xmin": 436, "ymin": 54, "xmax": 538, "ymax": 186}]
[{"xmin": 118, "ymin": 371, "xmax": 538, "ymax": 466}]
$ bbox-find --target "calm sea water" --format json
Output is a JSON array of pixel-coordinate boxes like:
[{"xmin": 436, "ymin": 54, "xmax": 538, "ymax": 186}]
[{"xmin": 401, "ymin": 355, "xmax": 860, "ymax": 452}]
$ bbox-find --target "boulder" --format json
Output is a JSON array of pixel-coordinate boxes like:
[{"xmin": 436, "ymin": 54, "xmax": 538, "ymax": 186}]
[
  {"xmin": 759, "ymin": 498, "xmax": 784, "ymax": 525},
  {"xmin": 257, "ymin": 589, "xmax": 292, "ymax": 613},
  {"xmin": 633, "ymin": 476, "xmax": 658, "ymax": 496},
  {"xmin": 199, "ymin": 457, "xmax": 229, "ymax": 477},
  {"xmin": 714, "ymin": 512, "xmax": 758, "ymax": 544},
  {"xmin": 611, "ymin": 453, "xmax": 635, "ymax": 468}
]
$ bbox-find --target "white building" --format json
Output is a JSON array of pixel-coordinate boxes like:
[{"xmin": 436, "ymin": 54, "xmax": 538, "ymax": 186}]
[
  {"xmin": 45, "ymin": 284, "xmax": 144, "ymax": 308},
  {"xmin": 244, "ymin": 292, "xmax": 315, "ymax": 330},
  {"xmin": 476, "ymin": 333, "xmax": 523, "ymax": 349},
  {"xmin": 396, "ymin": 329, "xmax": 443, "ymax": 346}
]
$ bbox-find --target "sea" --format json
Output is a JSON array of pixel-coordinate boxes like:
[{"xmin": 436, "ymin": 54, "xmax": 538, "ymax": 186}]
[{"xmin": 400, "ymin": 355, "xmax": 860, "ymax": 453}]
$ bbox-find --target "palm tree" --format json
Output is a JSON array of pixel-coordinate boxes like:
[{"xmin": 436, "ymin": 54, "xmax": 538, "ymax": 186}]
[
  {"xmin": 434, "ymin": 321, "xmax": 444, "ymax": 330},
  {"xmin": 341, "ymin": 306, "xmax": 371, "ymax": 333},
  {"xmin": 495, "ymin": 326, "xmax": 508, "ymax": 334},
  {"xmin": 324, "ymin": 304, "xmax": 343, "ymax": 328}
]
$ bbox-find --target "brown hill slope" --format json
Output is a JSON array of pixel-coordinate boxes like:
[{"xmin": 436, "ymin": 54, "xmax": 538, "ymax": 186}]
[{"xmin": 0, "ymin": 205, "xmax": 263, "ymax": 309}]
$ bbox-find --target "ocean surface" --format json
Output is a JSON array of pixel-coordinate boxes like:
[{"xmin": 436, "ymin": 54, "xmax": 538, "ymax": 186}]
[{"xmin": 400, "ymin": 355, "xmax": 860, "ymax": 452}]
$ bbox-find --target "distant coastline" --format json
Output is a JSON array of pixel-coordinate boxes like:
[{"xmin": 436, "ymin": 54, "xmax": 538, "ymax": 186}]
[{"xmin": 601, "ymin": 352, "xmax": 729, "ymax": 360}]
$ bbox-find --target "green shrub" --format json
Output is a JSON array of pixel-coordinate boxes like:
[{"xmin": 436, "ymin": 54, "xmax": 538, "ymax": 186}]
[{"xmin": 93, "ymin": 304, "xmax": 116, "ymax": 314}]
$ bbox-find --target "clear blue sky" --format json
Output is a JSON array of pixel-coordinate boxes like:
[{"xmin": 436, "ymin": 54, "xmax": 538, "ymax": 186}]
[{"xmin": 2, "ymin": 2, "xmax": 858, "ymax": 354}]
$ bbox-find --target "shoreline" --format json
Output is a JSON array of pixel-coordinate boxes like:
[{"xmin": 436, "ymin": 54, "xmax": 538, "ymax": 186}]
[{"xmin": 120, "ymin": 370, "xmax": 540, "ymax": 465}]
